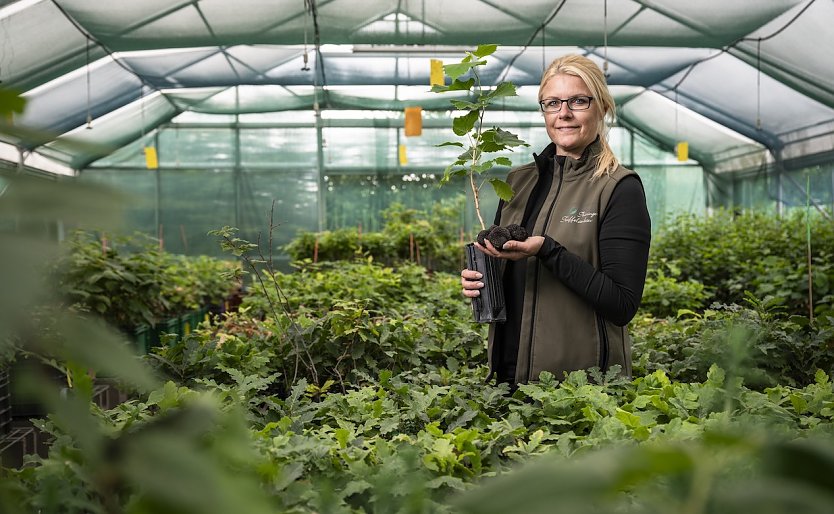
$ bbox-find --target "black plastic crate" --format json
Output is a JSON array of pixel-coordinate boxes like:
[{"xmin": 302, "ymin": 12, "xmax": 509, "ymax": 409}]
[{"xmin": 0, "ymin": 369, "xmax": 10, "ymax": 435}]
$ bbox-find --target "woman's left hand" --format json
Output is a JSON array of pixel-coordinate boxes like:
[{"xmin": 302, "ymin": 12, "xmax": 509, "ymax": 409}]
[{"xmin": 475, "ymin": 236, "xmax": 545, "ymax": 261}]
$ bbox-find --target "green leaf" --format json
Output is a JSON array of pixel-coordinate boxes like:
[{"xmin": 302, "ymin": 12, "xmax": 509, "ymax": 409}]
[
  {"xmin": 453, "ymin": 111, "xmax": 480, "ymax": 136},
  {"xmin": 473, "ymin": 44, "xmax": 498, "ymax": 58},
  {"xmin": 483, "ymin": 82, "xmax": 517, "ymax": 101},
  {"xmin": 436, "ymin": 141, "xmax": 464, "ymax": 148},
  {"xmin": 335, "ymin": 428, "xmax": 351, "ymax": 449},
  {"xmin": 442, "ymin": 165, "xmax": 467, "ymax": 183},
  {"xmin": 472, "ymin": 161, "xmax": 495, "ymax": 174},
  {"xmin": 444, "ymin": 61, "xmax": 485, "ymax": 81},
  {"xmin": 493, "ymin": 156, "xmax": 513, "ymax": 167},
  {"xmin": 450, "ymin": 99, "xmax": 480, "ymax": 111},
  {"xmin": 444, "ymin": 78, "xmax": 476, "ymax": 92},
  {"xmin": 790, "ymin": 393, "xmax": 808, "ymax": 414},
  {"xmin": 0, "ymin": 88, "xmax": 26, "ymax": 116},
  {"xmin": 489, "ymin": 179, "xmax": 515, "ymax": 202},
  {"xmin": 615, "ymin": 408, "xmax": 642, "ymax": 428},
  {"xmin": 492, "ymin": 127, "xmax": 528, "ymax": 148}
]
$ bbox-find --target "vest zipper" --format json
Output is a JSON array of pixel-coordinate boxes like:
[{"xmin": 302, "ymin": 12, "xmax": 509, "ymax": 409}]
[
  {"xmin": 596, "ymin": 314, "xmax": 610, "ymax": 371},
  {"xmin": 525, "ymin": 160, "xmax": 564, "ymax": 382}
]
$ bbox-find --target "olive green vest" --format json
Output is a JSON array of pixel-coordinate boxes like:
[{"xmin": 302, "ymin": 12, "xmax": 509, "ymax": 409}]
[{"xmin": 488, "ymin": 142, "xmax": 637, "ymax": 383}]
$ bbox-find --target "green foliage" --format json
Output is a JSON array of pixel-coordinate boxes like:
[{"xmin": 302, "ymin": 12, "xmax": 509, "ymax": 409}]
[
  {"xmin": 285, "ymin": 197, "xmax": 467, "ymax": 273},
  {"xmin": 151, "ymin": 259, "xmax": 486, "ymax": 396},
  {"xmin": 7, "ymin": 152, "xmax": 834, "ymax": 513},
  {"xmin": 649, "ymin": 209, "xmax": 834, "ymax": 318},
  {"xmin": 432, "ymin": 46, "xmax": 528, "ymax": 228},
  {"xmin": 9, "ymin": 387, "xmax": 277, "ymax": 514},
  {"xmin": 639, "ymin": 266, "xmax": 710, "ymax": 319},
  {"xmin": 631, "ymin": 302, "xmax": 834, "ymax": 388},
  {"xmin": 54, "ymin": 231, "xmax": 240, "ymax": 328}
]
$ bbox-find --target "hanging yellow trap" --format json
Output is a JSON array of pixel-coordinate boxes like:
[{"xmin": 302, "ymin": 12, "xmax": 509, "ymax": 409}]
[
  {"xmin": 144, "ymin": 146, "xmax": 159, "ymax": 169},
  {"xmin": 430, "ymin": 59, "xmax": 444, "ymax": 87},
  {"xmin": 676, "ymin": 141, "xmax": 689, "ymax": 162},
  {"xmin": 398, "ymin": 144, "xmax": 408, "ymax": 166}
]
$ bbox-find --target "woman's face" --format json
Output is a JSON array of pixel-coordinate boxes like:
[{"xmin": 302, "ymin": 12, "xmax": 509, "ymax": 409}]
[{"xmin": 540, "ymin": 73, "xmax": 600, "ymax": 159}]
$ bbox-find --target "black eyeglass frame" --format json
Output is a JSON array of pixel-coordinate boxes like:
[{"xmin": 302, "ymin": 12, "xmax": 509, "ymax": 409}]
[{"xmin": 538, "ymin": 95, "xmax": 594, "ymax": 113}]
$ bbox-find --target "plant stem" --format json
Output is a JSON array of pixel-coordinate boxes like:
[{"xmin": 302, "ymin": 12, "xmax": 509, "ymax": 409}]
[
  {"xmin": 471, "ymin": 163, "xmax": 485, "ymax": 231},
  {"xmin": 469, "ymin": 68, "xmax": 487, "ymax": 231}
]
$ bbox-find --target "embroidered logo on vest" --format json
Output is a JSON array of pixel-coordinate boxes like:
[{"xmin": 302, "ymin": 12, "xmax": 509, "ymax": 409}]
[{"xmin": 561, "ymin": 207, "xmax": 598, "ymax": 224}]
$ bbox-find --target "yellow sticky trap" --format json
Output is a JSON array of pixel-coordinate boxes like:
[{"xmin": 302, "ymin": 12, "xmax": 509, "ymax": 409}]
[
  {"xmin": 430, "ymin": 59, "xmax": 444, "ymax": 86},
  {"xmin": 144, "ymin": 146, "xmax": 159, "ymax": 169},
  {"xmin": 398, "ymin": 144, "xmax": 408, "ymax": 165},
  {"xmin": 675, "ymin": 141, "xmax": 689, "ymax": 161},
  {"xmin": 404, "ymin": 106, "xmax": 423, "ymax": 137}
]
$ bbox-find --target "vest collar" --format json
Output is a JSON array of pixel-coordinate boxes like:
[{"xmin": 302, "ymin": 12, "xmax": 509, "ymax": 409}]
[{"xmin": 533, "ymin": 137, "xmax": 602, "ymax": 182}]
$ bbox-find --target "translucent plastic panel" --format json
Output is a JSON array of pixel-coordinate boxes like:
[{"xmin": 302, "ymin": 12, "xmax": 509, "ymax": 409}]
[
  {"xmin": 732, "ymin": 173, "xmax": 778, "ymax": 212},
  {"xmin": 162, "ymin": 87, "xmax": 227, "ymax": 111},
  {"xmin": 638, "ymin": 165, "xmax": 705, "ymax": 226},
  {"xmin": 157, "ymin": 169, "xmax": 237, "ymax": 256},
  {"xmin": 240, "ymin": 128, "xmax": 318, "ymax": 168},
  {"xmin": 107, "ymin": 4, "xmax": 210, "ymax": 51},
  {"xmin": 198, "ymin": 1, "xmax": 305, "ymax": 36},
  {"xmin": 780, "ymin": 166, "xmax": 834, "ymax": 210},
  {"xmin": 157, "ymin": 128, "xmax": 235, "ymax": 168},
  {"xmin": 121, "ymin": 48, "xmax": 218, "ymax": 89},
  {"xmin": 620, "ymin": 89, "xmax": 764, "ymax": 166},
  {"xmin": 240, "ymin": 169, "xmax": 319, "ymax": 261},
  {"xmin": 183, "ymin": 85, "xmax": 314, "ymax": 114},
  {"xmin": 239, "ymin": 111, "xmax": 317, "ymax": 124},
  {"xmin": 77, "ymin": 169, "xmax": 158, "ymax": 235},
  {"xmin": 322, "ymin": 127, "xmax": 396, "ymax": 170},
  {"xmin": 21, "ymin": 58, "xmax": 143, "ymax": 136},
  {"xmin": 738, "ymin": 0, "xmax": 834, "ymax": 108},
  {"xmin": 90, "ymin": 134, "xmax": 155, "ymax": 169},
  {"xmin": 322, "ymin": 174, "xmax": 484, "ymax": 234},
  {"xmin": 0, "ymin": 0, "xmax": 93, "ymax": 90},
  {"xmin": 661, "ymin": 53, "xmax": 834, "ymax": 146},
  {"xmin": 170, "ymin": 112, "xmax": 236, "ymax": 124},
  {"xmin": 44, "ymin": 92, "xmax": 176, "ymax": 169},
  {"xmin": 58, "ymin": 0, "xmax": 189, "ymax": 43},
  {"xmin": 77, "ymin": 166, "xmax": 319, "ymax": 261}
]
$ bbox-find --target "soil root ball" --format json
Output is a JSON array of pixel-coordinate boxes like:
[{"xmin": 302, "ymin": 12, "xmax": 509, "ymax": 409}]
[
  {"xmin": 487, "ymin": 226, "xmax": 511, "ymax": 250},
  {"xmin": 475, "ymin": 224, "xmax": 529, "ymax": 250},
  {"xmin": 477, "ymin": 225, "xmax": 497, "ymax": 247},
  {"xmin": 506, "ymin": 224, "xmax": 529, "ymax": 242}
]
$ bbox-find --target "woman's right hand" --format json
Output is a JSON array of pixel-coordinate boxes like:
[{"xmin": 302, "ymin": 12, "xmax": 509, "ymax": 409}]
[{"xmin": 461, "ymin": 269, "xmax": 484, "ymax": 298}]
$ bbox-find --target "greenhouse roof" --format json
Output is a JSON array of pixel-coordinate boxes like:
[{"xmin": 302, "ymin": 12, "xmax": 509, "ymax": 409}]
[{"xmin": 1, "ymin": 0, "xmax": 833, "ymax": 175}]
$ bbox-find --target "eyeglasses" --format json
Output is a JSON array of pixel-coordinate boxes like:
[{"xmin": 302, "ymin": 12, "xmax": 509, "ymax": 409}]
[{"xmin": 538, "ymin": 95, "xmax": 594, "ymax": 113}]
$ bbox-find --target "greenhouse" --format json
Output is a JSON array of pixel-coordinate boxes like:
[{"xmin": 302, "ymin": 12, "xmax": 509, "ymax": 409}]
[{"xmin": 2, "ymin": 0, "xmax": 834, "ymax": 513}]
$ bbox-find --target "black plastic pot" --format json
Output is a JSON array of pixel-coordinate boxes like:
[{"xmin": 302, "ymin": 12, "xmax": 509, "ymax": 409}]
[{"xmin": 465, "ymin": 243, "xmax": 506, "ymax": 323}]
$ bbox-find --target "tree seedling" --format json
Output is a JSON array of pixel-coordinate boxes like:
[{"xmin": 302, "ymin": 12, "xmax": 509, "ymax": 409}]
[{"xmin": 431, "ymin": 45, "xmax": 529, "ymax": 234}]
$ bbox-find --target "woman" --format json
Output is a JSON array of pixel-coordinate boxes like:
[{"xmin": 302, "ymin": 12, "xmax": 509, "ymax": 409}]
[{"xmin": 461, "ymin": 54, "xmax": 651, "ymax": 385}]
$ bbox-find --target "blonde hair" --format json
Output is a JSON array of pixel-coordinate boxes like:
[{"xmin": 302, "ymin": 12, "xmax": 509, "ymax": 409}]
[{"xmin": 539, "ymin": 54, "xmax": 618, "ymax": 179}]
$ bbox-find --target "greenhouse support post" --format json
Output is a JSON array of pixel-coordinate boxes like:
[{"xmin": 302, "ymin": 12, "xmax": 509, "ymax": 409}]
[
  {"xmin": 315, "ymin": 105, "xmax": 326, "ymax": 232},
  {"xmin": 806, "ymin": 174, "xmax": 814, "ymax": 322}
]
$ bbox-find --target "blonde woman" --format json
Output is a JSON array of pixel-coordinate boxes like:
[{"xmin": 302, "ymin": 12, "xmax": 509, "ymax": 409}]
[{"xmin": 461, "ymin": 54, "xmax": 651, "ymax": 386}]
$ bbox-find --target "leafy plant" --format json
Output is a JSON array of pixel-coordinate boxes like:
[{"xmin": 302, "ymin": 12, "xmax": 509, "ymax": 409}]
[
  {"xmin": 648, "ymin": 209, "xmax": 834, "ymax": 318},
  {"xmin": 432, "ymin": 45, "xmax": 528, "ymax": 230},
  {"xmin": 639, "ymin": 266, "xmax": 710, "ymax": 319},
  {"xmin": 284, "ymin": 197, "xmax": 467, "ymax": 273}
]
